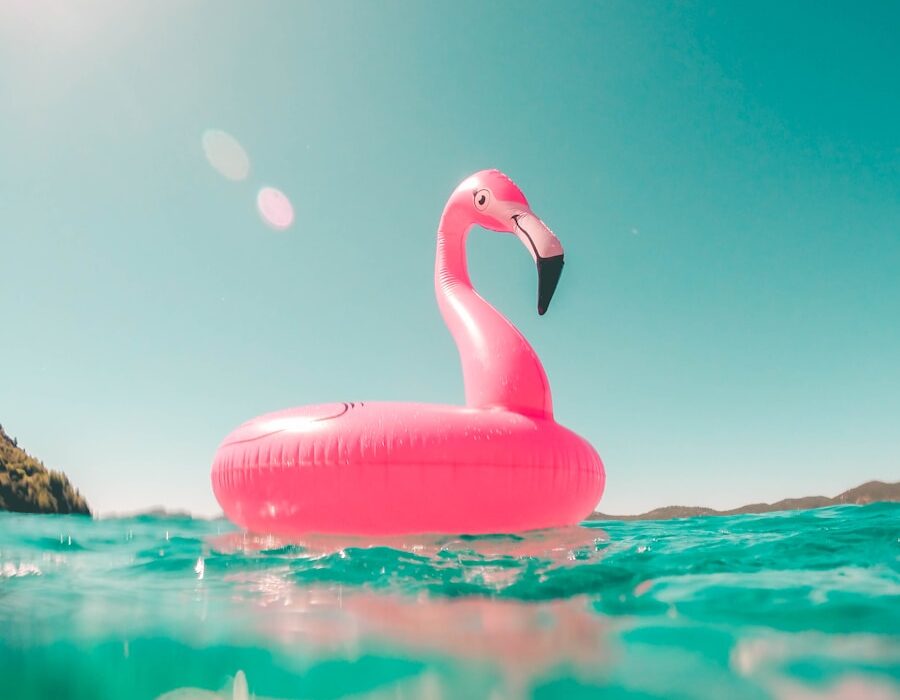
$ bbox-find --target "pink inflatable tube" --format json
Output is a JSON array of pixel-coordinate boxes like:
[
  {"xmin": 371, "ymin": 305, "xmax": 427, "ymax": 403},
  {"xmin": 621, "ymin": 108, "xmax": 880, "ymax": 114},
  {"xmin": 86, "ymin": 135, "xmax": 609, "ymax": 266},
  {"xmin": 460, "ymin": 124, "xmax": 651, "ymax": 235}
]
[{"xmin": 212, "ymin": 170, "xmax": 605, "ymax": 535}]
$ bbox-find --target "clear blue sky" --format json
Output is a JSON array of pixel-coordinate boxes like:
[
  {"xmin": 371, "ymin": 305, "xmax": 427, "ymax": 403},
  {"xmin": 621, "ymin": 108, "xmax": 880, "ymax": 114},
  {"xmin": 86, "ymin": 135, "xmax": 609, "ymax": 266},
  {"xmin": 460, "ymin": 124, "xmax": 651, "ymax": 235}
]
[{"xmin": 1, "ymin": 2, "xmax": 897, "ymax": 516}]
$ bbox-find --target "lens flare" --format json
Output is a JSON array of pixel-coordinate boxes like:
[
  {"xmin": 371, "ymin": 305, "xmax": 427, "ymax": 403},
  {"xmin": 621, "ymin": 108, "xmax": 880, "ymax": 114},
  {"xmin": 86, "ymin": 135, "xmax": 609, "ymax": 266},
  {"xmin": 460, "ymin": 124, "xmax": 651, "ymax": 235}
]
[
  {"xmin": 257, "ymin": 187, "xmax": 294, "ymax": 231},
  {"xmin": 201, "ymin": 129, "xmax": 250, "ymax": 181}
]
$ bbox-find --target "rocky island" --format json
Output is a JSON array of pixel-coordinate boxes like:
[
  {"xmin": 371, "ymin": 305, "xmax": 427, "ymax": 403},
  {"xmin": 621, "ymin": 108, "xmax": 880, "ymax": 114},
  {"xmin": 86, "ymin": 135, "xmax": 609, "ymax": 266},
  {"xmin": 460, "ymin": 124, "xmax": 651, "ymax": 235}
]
[{"xmin": 0, "ymin": 424, "xmax": 90, "ymax": 515}]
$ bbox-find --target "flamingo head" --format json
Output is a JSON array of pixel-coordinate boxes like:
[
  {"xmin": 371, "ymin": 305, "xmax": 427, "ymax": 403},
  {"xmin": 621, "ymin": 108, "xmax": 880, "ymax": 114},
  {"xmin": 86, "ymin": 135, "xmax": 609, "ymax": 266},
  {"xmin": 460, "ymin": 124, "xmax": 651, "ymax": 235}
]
[{"xmin": 451, "ymin": 169, "xmax": 565, "ymax": 315}]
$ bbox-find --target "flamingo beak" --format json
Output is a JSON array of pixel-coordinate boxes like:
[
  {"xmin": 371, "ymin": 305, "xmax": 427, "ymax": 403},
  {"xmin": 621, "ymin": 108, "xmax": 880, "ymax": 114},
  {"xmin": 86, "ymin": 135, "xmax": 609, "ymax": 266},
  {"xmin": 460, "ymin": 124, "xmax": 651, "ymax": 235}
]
[
  {"xmin": 537, "ymin": 254, "xmax": 565, "ymax": 316},
  {"xmin": 512, "ymin": 212, "xmax": 565, "ymax": 315}
]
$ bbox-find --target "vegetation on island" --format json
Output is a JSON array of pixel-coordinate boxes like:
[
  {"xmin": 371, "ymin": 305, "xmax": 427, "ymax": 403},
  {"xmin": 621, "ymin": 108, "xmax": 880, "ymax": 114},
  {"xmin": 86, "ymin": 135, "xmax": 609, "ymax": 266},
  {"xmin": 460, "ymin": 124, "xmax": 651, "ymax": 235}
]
[{"xmin": 0, "ymin": 423, "xmax": 91, "ymax": 515}]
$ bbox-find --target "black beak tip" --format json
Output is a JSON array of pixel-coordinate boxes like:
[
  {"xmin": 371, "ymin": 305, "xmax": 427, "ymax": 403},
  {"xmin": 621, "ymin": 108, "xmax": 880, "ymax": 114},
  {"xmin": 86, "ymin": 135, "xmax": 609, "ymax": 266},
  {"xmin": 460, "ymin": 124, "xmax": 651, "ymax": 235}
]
[{"xmin": 536, "ymin": 254, "xmax": 564, "ymax": 317}]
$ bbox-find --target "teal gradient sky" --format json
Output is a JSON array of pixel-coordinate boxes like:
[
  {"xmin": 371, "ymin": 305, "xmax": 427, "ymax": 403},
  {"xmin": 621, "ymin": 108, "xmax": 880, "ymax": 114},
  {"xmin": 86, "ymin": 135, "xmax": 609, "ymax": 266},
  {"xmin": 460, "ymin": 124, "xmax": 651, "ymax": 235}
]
[{"xmin": 1, "ymin": 2, "xmax": 898, "ymax": 516}]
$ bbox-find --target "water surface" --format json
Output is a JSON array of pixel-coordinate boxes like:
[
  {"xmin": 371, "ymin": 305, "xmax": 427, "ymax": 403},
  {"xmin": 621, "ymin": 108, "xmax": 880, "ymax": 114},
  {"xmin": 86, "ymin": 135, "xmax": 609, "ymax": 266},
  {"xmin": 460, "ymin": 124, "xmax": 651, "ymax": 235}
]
[{"xmin": 1, "ymin": 504, "xmax": 898, "ymax": 699}]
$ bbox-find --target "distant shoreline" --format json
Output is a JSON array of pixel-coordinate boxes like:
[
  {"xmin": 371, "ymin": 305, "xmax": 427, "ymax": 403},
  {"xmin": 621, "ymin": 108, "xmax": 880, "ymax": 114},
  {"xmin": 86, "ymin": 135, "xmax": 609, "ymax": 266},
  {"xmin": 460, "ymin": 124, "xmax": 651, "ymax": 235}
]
[
  {"xmin": 93, "ymin": 480, "xmax": 900, "ymax": 524},
  {"xmin": 2, "ymin": 417, "xmax": 896, "ymax": 525},
  {"xmin": 95, "ymin": 507, "xmax": 224, "ymax": 521},
  {"xmin": 589, "ymin": 480, "xmax": 899, "ymax": 521}
]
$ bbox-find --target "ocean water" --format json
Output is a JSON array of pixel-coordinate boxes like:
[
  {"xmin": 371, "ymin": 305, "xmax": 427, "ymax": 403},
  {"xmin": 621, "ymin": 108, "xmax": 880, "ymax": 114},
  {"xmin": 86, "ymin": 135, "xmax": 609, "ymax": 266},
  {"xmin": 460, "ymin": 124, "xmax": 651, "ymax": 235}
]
[{"xmin": 1, "ymin": 505, "xmax": 898, "ymax": 700}]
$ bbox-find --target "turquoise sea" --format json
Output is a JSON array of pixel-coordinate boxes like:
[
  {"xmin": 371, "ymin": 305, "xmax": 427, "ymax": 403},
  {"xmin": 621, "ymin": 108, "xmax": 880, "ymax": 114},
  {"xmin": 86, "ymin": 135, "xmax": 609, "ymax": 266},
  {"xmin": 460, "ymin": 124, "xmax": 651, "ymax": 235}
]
[{"xmin": 1, "ymin": 505, "xmax": 898, "ymax": 700}]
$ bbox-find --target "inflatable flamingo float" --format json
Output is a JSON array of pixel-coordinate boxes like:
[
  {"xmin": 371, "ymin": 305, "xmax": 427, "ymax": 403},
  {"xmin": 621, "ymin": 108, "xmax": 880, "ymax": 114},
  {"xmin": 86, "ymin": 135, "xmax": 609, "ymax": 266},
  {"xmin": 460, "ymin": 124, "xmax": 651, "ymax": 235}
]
[{"xmin": 211, "ymin": 170, "xmax": 604, "ymax": 534}]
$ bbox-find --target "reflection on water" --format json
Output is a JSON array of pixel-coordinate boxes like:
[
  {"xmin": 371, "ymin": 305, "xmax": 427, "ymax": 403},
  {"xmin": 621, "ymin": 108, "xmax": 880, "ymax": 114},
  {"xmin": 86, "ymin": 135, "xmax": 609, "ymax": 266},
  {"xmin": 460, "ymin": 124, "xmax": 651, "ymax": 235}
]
[
  {"xmin": 212, "ymin": 525, "xmax": 607, "ymax": 564},
  {"xmin": 229, "ymin": 585, "xmax": 608, "ymax": 679},
  {"xmin": 1, "ymin": 506, "xmax": 898, "ymax": 699}
]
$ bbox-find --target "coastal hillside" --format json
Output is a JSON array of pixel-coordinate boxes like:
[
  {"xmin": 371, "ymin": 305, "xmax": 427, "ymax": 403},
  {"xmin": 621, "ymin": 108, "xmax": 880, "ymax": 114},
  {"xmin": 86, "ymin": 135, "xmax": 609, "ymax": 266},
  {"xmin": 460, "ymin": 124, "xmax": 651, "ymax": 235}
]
[
  {"xmin": 591, "ymin": 480, "xmax": 900, "ymax": 521},
  {"xmin": 0, "ymin": 424, "xmax": 91, "ymax": 515}
]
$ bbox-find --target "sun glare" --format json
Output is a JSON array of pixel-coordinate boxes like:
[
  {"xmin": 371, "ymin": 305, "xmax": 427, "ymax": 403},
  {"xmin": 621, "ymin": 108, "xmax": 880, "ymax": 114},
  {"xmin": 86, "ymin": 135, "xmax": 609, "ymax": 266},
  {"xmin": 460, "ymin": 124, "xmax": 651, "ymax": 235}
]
[
  {"xmin": 202, "ymin": 130, "xmax": 251, "ymax": 182},
  {"xmin": 257, "ymin": 187, "xmax": 295, "ymax": 231},
  {"xmin": 0, "ymin": 0, "xmax": 134, "ymax": 49}
]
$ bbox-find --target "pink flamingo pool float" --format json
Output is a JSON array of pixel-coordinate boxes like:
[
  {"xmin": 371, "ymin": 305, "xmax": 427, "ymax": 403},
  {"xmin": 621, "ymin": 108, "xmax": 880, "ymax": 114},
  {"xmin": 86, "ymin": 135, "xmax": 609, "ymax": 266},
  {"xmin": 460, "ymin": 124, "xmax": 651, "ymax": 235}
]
[{"xmin": 211, "ymin": 170, "xmax": 605, "ymax": 534}]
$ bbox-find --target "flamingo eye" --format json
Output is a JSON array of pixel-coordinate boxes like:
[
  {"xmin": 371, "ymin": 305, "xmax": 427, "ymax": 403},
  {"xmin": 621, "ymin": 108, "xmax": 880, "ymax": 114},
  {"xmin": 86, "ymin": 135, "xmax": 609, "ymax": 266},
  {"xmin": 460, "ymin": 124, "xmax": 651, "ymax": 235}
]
[{"xmin": 474, "ymin": 189, "xmax": 490, "ymax": 211}]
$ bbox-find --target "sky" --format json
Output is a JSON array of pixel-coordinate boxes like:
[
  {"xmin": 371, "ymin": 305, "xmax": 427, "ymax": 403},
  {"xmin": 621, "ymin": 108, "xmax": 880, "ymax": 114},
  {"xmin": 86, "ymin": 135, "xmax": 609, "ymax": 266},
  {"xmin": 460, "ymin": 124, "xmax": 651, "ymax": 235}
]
[{"xmin": 1, "ymin": 1, "xmax": 898, "ymax": 517}]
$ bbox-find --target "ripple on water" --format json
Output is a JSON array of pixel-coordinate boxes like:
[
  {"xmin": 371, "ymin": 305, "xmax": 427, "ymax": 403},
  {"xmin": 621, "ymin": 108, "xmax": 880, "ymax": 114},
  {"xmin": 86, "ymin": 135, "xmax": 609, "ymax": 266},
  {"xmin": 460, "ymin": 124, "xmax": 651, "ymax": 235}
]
[{"xmin": 0, "ymin": 504, "xmax": 897, "ymax": 699}]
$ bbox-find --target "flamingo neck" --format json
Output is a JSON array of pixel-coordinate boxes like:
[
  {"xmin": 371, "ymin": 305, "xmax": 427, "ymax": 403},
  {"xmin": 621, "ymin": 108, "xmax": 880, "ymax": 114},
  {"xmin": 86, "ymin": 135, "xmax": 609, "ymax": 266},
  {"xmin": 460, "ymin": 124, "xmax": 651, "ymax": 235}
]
[{"xmin": 435, "ymin": 204, "xmax": 554, "ymax": 418}]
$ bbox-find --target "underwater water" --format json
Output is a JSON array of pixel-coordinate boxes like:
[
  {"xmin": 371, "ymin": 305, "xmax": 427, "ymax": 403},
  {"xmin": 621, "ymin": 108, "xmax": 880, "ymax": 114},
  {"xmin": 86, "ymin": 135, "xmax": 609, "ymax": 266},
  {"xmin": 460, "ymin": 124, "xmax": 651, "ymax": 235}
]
[{"xmin": 0, "ymin": 505, "xmax": 898, "ymax": 700}]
